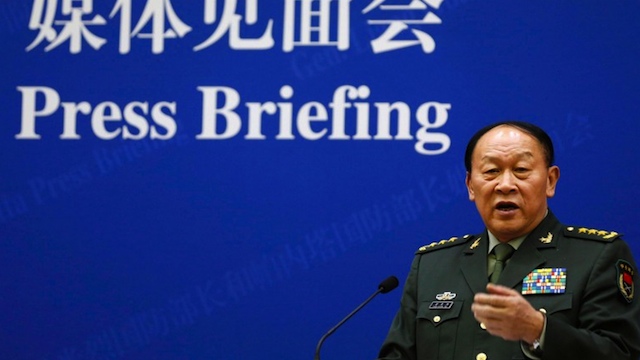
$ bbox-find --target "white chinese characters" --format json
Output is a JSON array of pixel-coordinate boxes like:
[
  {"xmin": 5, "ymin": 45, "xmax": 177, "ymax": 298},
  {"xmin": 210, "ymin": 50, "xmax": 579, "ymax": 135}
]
[{"xmin": 26, "ymin": 0, "xmax": 444, "ymax": 54}]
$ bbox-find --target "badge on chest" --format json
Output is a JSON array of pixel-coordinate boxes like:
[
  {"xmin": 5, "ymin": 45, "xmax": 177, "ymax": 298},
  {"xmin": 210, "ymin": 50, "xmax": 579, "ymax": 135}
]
[
  {"xmin": 522, "ymin": 268, "xmax": 567, "ymax": 295},
  {"xmin": 429, "ymin": 291, "xmax": 457, "ymax": 309}
]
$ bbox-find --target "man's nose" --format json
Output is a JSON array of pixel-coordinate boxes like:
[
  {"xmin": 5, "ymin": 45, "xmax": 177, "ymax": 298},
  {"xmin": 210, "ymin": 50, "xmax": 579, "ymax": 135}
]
[{"xmin": 496, "ymin": 171, "xmax": 517, "ymax": 193}]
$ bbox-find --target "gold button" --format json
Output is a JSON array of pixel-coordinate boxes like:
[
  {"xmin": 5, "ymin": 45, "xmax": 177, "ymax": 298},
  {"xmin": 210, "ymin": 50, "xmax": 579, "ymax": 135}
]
[
  {"xmin": 540, "ymin": 308, "xmax": 547, "ymax": 314},
  {"xmin": 476, "ymin": 352, "xmax": 487, "ymax": 360},
  {"xmin": 433, "ymin": 316, "xmax": 441, "ymax": 323},
  {"xmin": 480, "ymin": 322, "xmax": 486, "ymax": 330}
]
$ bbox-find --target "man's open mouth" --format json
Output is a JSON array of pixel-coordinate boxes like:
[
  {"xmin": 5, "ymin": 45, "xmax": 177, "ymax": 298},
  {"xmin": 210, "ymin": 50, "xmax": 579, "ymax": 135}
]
[{"xmin": 496, "ymin": 202, "xmax": 519, "ymax": 211}]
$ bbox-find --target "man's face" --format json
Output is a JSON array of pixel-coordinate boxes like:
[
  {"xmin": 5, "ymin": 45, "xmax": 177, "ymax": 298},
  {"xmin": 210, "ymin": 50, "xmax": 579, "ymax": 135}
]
[{"xmin": 465, "ymin": 125, "xmax": 560, "ymax": 242}]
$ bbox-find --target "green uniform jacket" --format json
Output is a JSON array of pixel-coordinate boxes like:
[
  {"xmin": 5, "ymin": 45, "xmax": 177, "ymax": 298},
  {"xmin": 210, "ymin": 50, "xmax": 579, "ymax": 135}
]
[{"xmin": 377, "ymin": 211, "xmax": 640, "ymax": 360}]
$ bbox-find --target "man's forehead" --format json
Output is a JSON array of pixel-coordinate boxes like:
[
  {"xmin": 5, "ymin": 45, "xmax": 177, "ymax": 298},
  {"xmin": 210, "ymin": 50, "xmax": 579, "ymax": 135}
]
[
  {"xmin": 475, "ymin": 127, "xmax": 543, "ymax": 154},
  {"xmin": 482, "ymin": 125, "xmax": 531, "ymax": 140}
]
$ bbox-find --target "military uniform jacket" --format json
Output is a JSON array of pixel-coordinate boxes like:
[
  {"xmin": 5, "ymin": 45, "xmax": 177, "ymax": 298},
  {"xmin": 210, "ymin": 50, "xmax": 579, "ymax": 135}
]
[{"xmin": 377, "ymin": 212, "xmax": 640, "ymax": 360}]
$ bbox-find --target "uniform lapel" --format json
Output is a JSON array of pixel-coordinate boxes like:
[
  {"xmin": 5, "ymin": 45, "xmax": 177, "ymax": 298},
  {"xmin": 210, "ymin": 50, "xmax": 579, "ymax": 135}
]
[
  {"xmin": 461, "ymin": 234, "xmax": 489, "ymax": 295},
  {"xmin": 460, "ymin": 211, "xmax": 562, "ymax": 292},
  {"xmin": 498, "ymin": 212, "xmax": 561, "ymax": 289},
  {"xmin": 498, "ymin": 236, "xmax": 546, "ymax": 288}
]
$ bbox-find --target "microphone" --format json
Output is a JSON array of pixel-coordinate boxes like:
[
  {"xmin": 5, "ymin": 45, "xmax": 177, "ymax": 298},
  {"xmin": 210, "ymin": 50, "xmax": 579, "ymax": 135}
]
[{"xmin": 314, "ymin": 275, "xmax": 399, "ymax": 360}]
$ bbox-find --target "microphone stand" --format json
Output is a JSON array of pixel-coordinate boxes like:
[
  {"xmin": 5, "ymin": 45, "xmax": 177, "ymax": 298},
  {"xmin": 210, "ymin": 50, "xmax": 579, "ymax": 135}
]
[{"xmin": 313, "ymin": 287, "xmax": 383, "ymax": 360}]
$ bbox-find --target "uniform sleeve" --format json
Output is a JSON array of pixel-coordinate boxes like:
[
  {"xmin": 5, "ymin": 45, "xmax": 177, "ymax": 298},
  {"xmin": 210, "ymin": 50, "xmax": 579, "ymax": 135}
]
[
  {"xmin": 376, "ymin": 255, "xmax": 420, "ymax": 360},
  {"xmin": 543, "ymin": 239, "xmax": 640, "ymax": 360}
]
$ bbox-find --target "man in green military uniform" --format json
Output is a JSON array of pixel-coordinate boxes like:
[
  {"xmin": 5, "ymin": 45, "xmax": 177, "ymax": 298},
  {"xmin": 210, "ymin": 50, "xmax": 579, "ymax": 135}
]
[{"xmin": 377, "ymin": 121, "xmax": 640, "ymax": 360}]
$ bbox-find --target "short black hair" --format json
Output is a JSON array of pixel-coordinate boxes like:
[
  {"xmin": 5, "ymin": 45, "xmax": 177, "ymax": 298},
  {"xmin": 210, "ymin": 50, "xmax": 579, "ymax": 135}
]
[{"xmin": 464, "ymin": 121, "xmax": 555, "ymax": 172}]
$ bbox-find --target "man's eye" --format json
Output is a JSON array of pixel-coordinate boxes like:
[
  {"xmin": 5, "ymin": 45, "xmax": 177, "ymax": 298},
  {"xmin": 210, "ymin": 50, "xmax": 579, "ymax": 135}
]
[{"xmin": 484, "ymin": 169, "xmax": 499, "ymax": 174}]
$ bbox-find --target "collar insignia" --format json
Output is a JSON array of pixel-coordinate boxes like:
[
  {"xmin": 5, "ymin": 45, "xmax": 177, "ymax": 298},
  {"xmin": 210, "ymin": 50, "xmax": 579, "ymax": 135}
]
[{"xmin": 539, "ymin": 232, "xmax": 553, "ymax": 244}]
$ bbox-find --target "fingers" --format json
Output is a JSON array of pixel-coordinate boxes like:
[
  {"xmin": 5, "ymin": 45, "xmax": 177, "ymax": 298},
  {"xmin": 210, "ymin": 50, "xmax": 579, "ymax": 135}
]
[
  {"xmin": 471, "ymin": 285, "xmax": 544, "ymax": 342},
  {"xmin": 471, "ymin": 299, "xmax": 505, "ymax": 318},
  {"xmin": 474, "ymin": 284, "xmax": 519, "ymax": 306},
  {"xmin": 472, "ymin": 286, "xmax": 520, "ymax": 328}
]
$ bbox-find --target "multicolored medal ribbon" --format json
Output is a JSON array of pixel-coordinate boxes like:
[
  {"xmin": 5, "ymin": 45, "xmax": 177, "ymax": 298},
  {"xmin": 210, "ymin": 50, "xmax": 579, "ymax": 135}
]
[{"xmin": 522, "ymin": 268, "xmax": 567, "ymax": 294}]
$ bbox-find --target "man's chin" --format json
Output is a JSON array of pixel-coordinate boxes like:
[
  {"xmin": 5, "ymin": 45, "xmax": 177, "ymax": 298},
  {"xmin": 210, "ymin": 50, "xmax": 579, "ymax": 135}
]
[{"xmin": 487, "ymin": 221, "xmax": 527, "ymax": 242}]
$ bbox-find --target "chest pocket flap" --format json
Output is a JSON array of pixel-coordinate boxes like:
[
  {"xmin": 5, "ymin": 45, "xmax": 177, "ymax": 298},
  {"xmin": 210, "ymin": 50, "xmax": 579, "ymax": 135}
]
[{"xmin": 417, "ymin": 300, "xmax": 464, "ymax": 327}]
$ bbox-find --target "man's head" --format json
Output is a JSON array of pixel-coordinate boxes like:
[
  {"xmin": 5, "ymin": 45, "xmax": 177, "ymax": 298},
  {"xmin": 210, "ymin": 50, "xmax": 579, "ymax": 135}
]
[{"xmin": 464, "ymin": 121, "xmax": 560, "ymax": 242}]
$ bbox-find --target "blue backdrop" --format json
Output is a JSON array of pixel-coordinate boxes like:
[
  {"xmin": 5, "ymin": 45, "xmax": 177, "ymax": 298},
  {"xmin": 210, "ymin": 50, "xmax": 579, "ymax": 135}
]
[{"xmin": 2, "ymin": 1, "xmax": 639, "ymax": 359}]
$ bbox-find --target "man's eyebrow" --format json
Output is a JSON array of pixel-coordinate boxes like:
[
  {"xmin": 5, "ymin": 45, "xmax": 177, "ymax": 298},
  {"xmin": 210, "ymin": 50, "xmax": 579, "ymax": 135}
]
[{"xmin": 480, "ymin": 151, "xmax": 535, "ymax": 162}]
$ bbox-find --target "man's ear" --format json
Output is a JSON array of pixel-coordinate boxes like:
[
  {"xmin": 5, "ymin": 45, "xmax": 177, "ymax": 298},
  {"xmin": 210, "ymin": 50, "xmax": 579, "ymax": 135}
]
[
  {"xmin": 546, "ymin": 165, "xmax": 560, "ymax": 198},
  {"xmin": 465, "ymin": 172, "xmax": 475, "ymax": 201}
]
